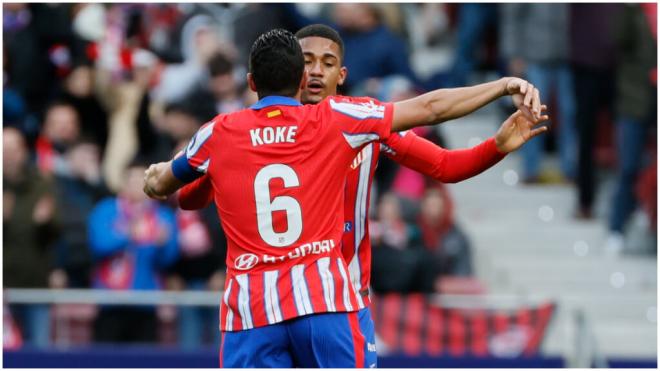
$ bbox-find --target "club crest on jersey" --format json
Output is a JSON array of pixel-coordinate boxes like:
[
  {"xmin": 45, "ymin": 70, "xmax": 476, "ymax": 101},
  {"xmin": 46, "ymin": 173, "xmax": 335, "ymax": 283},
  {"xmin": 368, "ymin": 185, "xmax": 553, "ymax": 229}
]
[{"xmin": 234, "ymin": 253, "xmax": 259, "ymax": 270}]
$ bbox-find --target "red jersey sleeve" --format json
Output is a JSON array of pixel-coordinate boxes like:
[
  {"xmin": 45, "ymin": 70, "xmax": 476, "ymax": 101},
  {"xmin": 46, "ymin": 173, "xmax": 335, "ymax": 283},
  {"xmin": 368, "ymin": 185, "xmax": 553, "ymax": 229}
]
[
  {"xmin": 381, "ymin": 131, "xmax": 507, "ymax": 183},
  {"xmin": 322, "ymin": 96, "xmax": 393, "ymax": 149},
  {"xmin": 177, "ymin": 175, "xmax": 213, "ymax": 210}
]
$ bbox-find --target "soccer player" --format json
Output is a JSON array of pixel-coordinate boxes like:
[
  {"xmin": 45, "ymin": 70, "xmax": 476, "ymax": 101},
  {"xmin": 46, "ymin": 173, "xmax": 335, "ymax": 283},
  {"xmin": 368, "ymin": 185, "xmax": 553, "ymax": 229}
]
[
  {"xmin": 175, "ymin": 25, "xmax": 548, "ymax": 367},
  {"xmin": 144, "ymin": 29, "xmax": 547, "ymax": 368}
]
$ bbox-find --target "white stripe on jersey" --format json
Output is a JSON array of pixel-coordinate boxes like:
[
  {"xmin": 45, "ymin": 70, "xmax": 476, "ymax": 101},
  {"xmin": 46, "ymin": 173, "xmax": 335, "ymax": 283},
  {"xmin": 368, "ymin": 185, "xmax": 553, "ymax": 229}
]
[
  {"xmin": 186, "ymin": 121, "xmax": 215, "ymax": 158},
  {"xmin": 264, "ymin": 270, "xmax": 283, "ymax": 324},
  {"xmin": 351, "ymin": 143, "xmax": 372, "ymax": 308},
  {"xmin": 342, "ymin": 132, "xmax": 381, "ymax": 149},
  {"xmin": 236, "ymin": 274, "xmax": 253, "ymax": 329},
  {"xmin": 336, "ymin": 258, "xmax": 354, "ymax": 311},
  {"xmin": 223, "ymin": 279, "xmax": 234, "ymax": 331},
  {"xmin": 291, "ymin": 265, "xmax": 314, "ymax": 316},
  {"xmin": 197, "ymin": 158, "xmax": 210, "ymax": 173},
  {"xmin": 316, "ymin": 257, "xmax": 336, "ymax": 312},
  {"xmin": 330, "ymin": 98, "xmax": 385, "ymax": 120},
  {"xmin": 348, "ymin": 256, "xmax": 365, "ymax": 309}
]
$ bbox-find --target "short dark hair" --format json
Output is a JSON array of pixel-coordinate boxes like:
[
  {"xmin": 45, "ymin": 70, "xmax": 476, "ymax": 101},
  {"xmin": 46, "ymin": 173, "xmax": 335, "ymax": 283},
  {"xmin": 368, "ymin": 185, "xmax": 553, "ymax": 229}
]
[
  {"xmin": 208, "ymin": 52, "xmax": 234, "ymax": 77},
  {"xmin": 249, "ymin": 29, "xmax": 304, "ymax": 98},
  {"xmin": 295, "ymin": 24, "xmax": 345, "ymax": 62}
]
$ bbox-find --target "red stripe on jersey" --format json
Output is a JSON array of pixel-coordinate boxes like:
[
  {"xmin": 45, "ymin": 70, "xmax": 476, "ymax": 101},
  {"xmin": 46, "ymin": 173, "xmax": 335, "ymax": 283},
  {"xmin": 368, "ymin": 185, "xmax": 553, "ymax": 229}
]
[
  {"xmin": 470, "ymin": 310, "xmax": 489, "ymax": 356},
  {"xmin": 248, "ymin": 274, "xmax": 267, "ymax": 328},
  {"xmin": 380, "ymin": 294, "xmax": 402, "ymax": 349},
  {"xmin": 448, "ymin": 309, "xmax": 466, "ymax": 356},
  {"xmin": 348, "ymin": 311, "xmax": 365, "ymax": 368},
  {"xmin": 276, "ymin": 269, "xmax": 298, "ymax": 321},
  {"xmin": 426, "ymin": 306, "xmax": 444, "ymax": 355},
  {"xmin": 228, "ymin": 280, "xmax": 242, "ymax": 331},
  {"xmin": 329, "ymin": 258, "xmax": 348, "ymax": 312},
  {"xmin": 402, "ymin": 294, "xmax": 424, "ymax": 355},
  {"xmin": 305, "ymin": 263, "xmax": 326, "ymax": 313}
]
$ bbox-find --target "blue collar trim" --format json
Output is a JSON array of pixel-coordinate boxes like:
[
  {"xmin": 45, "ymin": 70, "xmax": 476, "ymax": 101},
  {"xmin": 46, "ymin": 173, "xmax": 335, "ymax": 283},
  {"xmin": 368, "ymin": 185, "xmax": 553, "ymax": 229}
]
[{"xmin": 250, "ymin": 96, "xmax": 302, "ymax": 110}]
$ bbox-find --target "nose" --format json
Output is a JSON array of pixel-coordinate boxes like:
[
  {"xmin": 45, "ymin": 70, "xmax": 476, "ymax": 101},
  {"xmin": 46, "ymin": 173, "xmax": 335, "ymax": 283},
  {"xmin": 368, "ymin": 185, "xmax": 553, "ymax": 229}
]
[{"xmin": 309, "ymin": 60, "xmax": 323, "ymax": 77}]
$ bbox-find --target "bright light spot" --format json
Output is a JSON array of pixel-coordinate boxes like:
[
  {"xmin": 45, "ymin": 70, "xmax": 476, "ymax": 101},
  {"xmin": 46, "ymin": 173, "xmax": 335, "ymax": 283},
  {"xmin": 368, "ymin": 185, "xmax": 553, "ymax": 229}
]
[
  {"xmin": 646, "ymin": 307, "xmax": 657, "ymax": 323},
  {"xmin": 468, "ymin": 137, "xmax": 483, "ymax": 147},
  {"xmin": 538, "ymin": 205, "xmax": 554, "ymax": 222},
  {"xmin": 503, "ymin": 170, "xmax": 519, "ymax": 186},
  {"xmin": 610, "ymin": 272, "xmax": 625, "ymax": 289},
  {"xmin": 573, "ymin": 241, "xmax": 589, "ymax": 257}
]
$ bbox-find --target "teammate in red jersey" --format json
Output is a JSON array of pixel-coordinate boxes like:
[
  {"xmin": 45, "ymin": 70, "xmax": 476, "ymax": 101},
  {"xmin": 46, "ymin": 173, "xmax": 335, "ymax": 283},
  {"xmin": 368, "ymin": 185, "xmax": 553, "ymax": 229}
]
[
  {"xmin": 174, "ymin": 25, "xmax": 548, "ymax": 367},
  {"xmin": 144, "ymin": 29, "xmax": 547, "ymax": 367}
]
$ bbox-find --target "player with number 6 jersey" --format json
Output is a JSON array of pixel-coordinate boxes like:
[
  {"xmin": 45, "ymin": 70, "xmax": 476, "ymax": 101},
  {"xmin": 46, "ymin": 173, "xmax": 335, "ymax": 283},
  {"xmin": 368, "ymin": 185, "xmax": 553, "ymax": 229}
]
[{"xmin": 175, "ymin": 93, "xmax": 393, "ymax": 332}]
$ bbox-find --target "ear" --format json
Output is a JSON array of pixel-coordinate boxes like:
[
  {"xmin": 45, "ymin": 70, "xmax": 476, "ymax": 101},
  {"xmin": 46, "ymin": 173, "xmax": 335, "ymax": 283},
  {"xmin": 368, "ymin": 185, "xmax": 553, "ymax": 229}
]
[
  {"xmin": 337, "ymin": 66, "xmax": 348, "ymax": 86},
  {"xmin": 247, "ymin": 73, "xmax": 257, "ymax": 92}
]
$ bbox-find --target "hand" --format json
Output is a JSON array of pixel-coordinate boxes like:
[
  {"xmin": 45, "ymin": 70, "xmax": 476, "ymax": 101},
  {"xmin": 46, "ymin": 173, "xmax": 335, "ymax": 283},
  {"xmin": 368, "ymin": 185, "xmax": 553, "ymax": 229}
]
[
  {"xmin": 4, "ymin": 192, "xmax": 15, "ymax": 222},
  {"xmin": 495, "ymin": 106, "xmax": 549, "ymax": 153},
  {"xmin": 504, "ymin": 77, "xmax": 542, "ymax": 121},
  {"xmin": 143, "ymin": 163, "xmax": 168, "ymax": 201}
]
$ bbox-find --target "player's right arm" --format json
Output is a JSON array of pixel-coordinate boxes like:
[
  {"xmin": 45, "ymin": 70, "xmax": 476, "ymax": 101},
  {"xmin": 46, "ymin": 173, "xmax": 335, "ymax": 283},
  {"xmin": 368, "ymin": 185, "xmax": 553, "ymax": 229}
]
[
  {"xmin": 391, "ymin": 77, "xmax": 542, "ymax": 132},
  {"xmin": 177, "ymin": 175, "xmax": 213, "ymax": 210}
]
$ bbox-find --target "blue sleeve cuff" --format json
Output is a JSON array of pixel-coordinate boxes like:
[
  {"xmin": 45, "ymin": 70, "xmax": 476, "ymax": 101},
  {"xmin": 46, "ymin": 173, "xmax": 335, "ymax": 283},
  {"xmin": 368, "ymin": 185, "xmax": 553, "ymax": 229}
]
[{"xmin": 172, "ymin": 155, "xmax": 204, "ymax": 183}]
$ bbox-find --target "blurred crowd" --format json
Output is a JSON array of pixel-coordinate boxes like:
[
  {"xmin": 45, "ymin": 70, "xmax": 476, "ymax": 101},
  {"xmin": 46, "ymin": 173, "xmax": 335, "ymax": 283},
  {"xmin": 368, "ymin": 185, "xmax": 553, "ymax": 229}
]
[{"xmin": 3, "ymin": 3, "xmax": 657, "ymax": 349}]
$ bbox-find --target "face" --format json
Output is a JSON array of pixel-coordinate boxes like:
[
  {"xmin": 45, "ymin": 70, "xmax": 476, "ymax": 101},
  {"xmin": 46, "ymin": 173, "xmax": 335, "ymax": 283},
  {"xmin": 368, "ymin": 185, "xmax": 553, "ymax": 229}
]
[
  {"xmin": 421, "ymin": 189, "xmax": 445, "ymax": 223},
  {"xmin": 3, "ymin": 128, "xmax": 28, "ymax": 178},
  {"xmin": 43, "ymin": 105, "xmax": 80, "ymax": 145},
  {"xmin": 299, "ymin": 36, "xmax": 347, "ymax": 104}
]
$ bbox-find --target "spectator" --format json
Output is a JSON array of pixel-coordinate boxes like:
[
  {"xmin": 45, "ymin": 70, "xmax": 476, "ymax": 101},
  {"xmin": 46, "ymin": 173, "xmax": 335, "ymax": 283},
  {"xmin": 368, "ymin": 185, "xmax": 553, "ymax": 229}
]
[
  {"xmin": 499, "ymin": 4, "xmax": 577, "ymax": 183},
  {"xmin": 417, "ymin": 185, "xmax": 473, "ymax": 277},
  {"xmin": 3, "ymin": 127, "xmax": 61, "ymax": 348},
  {"xmin": 570, "ymin": 4, "xmax": 622, "ymax": 219},
  {"xmin": 370, "ymin": 193, "xmax": 431, "ymax": 294},
  {"xmin": 280, "ymin": 3, "xmax": 419, "ymax": 91},
  {"xmin": 59, "ymin": 63, "xmax": 109, "ymax": 154},
  {"xmin": 53, "ymin": 139, "xmax": 110, "ymax": 288},
  {"xmin": 35, "ymin": 102, "xmax": 81, "ymax": 177},
  {"xmin": 186, "ymin": 52, "xmax": 244, "ymax": 116},
  {"xmin": 87, "ymin": 158, "xmax": 178, "ymax": 343},
  {"xmin": 604, "ymin": 4, "xmax": 658, "ymax": 255}
]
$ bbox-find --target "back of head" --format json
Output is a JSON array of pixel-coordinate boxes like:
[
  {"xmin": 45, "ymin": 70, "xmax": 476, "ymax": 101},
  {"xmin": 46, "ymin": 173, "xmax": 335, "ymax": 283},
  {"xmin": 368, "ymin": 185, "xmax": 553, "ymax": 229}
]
[{"xmin": 249, "ymin": 29, "xmax": 304, "ymax": 98}]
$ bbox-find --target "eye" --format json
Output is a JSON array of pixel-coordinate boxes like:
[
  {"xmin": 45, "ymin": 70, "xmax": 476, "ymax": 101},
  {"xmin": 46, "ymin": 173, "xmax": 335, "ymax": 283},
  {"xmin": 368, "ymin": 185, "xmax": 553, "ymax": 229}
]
[
  {"xmin": 304, "ymin": 60, "xmax": 312, "ymax": 65},
  {"xmin": 324, "ymin": 63, "xmax": 334, "ymax": 68}
]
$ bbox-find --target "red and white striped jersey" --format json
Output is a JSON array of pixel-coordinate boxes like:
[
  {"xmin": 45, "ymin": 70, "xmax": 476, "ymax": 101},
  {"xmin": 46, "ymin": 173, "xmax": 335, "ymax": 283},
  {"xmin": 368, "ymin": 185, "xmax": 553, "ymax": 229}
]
[
  {"xmin": 341, "ymin": 131, "xmax": 417, "ymax": 308},
  {"xmin": 172, "ymin": 95, "xmax": 393, "ymax": 331}
]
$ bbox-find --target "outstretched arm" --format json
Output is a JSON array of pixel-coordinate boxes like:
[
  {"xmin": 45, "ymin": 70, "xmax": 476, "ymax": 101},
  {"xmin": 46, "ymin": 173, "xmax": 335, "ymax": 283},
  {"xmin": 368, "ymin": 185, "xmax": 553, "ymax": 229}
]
[
  {"xmin": 391, "ymin": 77, "xmax": 541, "ymax": 132},
  {"xmin": 385, "ymin": 107, "xmax": 549, "ymax": 183}
]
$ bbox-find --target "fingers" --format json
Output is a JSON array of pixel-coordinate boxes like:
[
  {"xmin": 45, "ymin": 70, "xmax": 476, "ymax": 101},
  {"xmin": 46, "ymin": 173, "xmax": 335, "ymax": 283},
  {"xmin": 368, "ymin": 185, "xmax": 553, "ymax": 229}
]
[
  {"xmin": 519, "ymin": 80, "xmax": 528, "ymax": 94},
  {"xmin": 529, "ymin": 126, "xmax": 548, "ymax": 139},
  {"xmin": 532, "ymin": 88, "xmax": 541, "ymax": 119},
  {"xmin": 523, "ymin": 83, "xmax": 534, "ymax": 108}
]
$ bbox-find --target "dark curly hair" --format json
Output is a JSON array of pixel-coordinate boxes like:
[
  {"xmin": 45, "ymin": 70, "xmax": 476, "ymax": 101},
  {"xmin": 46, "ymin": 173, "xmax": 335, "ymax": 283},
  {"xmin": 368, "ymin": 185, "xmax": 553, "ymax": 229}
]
[{"xmin": 249, "ymin": 29, "xmax": 304, "ymax": 98}]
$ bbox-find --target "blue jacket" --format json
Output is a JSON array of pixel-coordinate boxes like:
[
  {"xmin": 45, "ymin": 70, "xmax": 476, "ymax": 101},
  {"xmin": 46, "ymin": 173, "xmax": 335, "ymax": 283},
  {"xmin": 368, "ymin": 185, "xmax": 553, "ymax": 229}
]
[{"xmin": 88, "ymin": 197, "xmax": 179, "ymax": 291}]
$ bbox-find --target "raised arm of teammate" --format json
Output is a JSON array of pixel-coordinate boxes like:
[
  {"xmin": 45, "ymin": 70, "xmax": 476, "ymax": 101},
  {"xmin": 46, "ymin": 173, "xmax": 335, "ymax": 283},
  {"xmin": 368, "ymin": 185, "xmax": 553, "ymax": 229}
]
[{"xmin": 391, "ymin": 77, "xmax": 541, "ymax": 132}]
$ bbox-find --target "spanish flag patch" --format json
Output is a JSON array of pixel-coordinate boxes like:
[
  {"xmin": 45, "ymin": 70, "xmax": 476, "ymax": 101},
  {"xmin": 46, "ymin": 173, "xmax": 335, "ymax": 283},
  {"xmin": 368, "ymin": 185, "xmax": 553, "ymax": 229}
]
[{"xmin": 267, "ymin": 110, "xmax": 282, "ymax": 118}]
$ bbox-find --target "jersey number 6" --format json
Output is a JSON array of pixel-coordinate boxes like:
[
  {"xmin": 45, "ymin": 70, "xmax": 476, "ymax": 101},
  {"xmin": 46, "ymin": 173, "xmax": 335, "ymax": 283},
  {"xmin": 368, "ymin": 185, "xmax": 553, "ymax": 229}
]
[{"xmin": 254, "ymin": 164, "xmax": 303, "ymax": 247}]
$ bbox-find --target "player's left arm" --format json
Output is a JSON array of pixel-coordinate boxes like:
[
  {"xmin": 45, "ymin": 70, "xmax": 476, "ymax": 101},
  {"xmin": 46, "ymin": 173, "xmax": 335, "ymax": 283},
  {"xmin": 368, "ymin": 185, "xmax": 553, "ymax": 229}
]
[
  {"xmin": 383, "ymin": 131, "xmax": 507, "ymax": 184},
  {"xmin": 391, "ymin": 77, "xmax": 542, "ymax": 132},
  {"xmin": 386, "ymin": 106, "xmax": 549, "ymax": 183}
]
